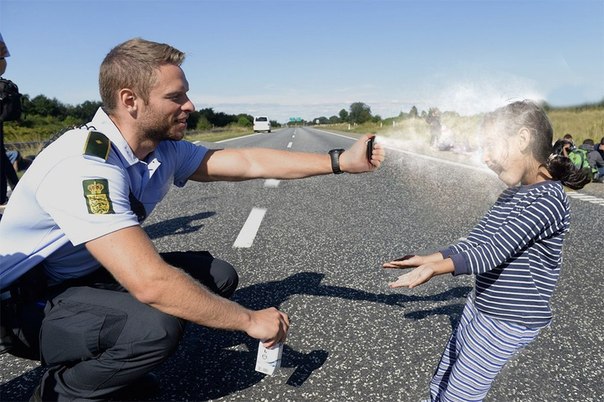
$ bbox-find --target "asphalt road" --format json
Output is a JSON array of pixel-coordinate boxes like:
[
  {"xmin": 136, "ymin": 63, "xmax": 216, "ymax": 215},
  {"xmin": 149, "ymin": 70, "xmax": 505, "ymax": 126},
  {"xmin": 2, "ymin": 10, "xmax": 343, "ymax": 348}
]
[{"xmin": 1, "ymin": 127, "xmax": 603, "ymax": 401}]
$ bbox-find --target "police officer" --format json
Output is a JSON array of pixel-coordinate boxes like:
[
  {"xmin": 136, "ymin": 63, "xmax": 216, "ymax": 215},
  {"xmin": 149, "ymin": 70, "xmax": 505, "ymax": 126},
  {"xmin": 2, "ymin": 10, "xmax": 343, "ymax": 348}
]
[{"xmin": 0, "ymin": 38, "xmax": 385, "ymax": 401}]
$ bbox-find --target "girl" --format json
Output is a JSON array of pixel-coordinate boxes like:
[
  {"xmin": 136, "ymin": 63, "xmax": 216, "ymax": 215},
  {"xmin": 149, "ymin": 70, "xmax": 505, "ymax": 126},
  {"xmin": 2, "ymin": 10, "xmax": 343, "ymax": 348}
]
[{"xmin": 384, "ymin": 100, "xmax": 589, "ymax": 401}]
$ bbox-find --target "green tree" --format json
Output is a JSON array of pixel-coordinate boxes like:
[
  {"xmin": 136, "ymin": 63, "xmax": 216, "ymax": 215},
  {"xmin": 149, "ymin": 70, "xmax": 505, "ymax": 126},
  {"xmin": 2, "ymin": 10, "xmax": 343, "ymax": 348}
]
[
  {"xmin": 237, "ymin": 115, "xmax": 251, "ymax": 127},
  {"xmin": 349, "ymin": 102, "xmax": 372, "ymax": 124},
  {"xmin": 339, "ymin": 108, "xmax": 349, "ymax": 122},
  {"xmin": 27, "ymin": 95, "xmax": 67, "ymax": 118},
  {"xmin": 237, "ymin": 114, "xmax": 254, "ymax": 127},
  {"xmin": 195, "ymin": 115, "xmax": 211, "ymax": 130},
  {"xmin": 70, "ymin": 100, "xmax": 103, "ymax": 121}
]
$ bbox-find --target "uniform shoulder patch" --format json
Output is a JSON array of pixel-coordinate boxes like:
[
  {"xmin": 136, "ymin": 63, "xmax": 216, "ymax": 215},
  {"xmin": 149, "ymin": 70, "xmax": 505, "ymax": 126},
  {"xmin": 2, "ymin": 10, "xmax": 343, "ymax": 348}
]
[
  {"xmin": 83, "ymin": 131, "xmax": 111, "ymax": 161},
  {"xmin": 82, "ymin": 179, "xmax": 115, "ymax": 215}
]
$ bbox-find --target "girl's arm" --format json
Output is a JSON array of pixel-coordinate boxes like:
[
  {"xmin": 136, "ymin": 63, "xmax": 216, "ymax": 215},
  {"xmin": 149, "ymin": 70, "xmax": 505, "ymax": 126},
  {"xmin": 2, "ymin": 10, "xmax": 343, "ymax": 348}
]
[{"xmin": 451, "ymin": 191, "xmax": 568, "ymax": 276}]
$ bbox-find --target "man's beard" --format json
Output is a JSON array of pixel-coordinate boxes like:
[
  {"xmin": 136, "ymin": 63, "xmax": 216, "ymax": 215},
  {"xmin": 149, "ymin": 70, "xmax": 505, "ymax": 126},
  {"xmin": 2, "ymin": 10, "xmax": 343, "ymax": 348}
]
[{"xmin": 140, "ymin": 110, "xmax": 183, "ymax": 142}]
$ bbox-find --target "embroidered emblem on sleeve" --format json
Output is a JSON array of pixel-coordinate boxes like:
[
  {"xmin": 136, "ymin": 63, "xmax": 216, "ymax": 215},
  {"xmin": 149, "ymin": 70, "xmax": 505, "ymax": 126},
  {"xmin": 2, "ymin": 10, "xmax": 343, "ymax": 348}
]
[{"xmin": 82, "ymin": 179, "xmax": 115, "ymax": 215}]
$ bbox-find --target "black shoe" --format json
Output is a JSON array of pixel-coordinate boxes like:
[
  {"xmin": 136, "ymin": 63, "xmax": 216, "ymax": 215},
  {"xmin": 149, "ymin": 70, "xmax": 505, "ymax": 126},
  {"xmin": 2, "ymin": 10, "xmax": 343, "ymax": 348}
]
[{"xmin": 109, "ymin": 372, "xmax": 161, "ymax": 401}]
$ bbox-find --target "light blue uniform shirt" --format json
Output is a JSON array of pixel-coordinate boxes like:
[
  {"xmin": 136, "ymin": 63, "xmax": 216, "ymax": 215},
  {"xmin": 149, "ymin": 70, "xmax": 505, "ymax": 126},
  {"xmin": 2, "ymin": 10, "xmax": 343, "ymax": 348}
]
[{"xmin": 0, "ymin": 108, "xmax": 208, "ymax": 287}]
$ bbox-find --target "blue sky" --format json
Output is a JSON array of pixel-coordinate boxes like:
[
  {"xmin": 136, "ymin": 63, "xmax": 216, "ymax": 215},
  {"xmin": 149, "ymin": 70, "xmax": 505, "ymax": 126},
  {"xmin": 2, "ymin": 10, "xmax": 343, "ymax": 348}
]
[{"xmin": 1, "ymin": 0, "xmax": 603, "ymax": 123}]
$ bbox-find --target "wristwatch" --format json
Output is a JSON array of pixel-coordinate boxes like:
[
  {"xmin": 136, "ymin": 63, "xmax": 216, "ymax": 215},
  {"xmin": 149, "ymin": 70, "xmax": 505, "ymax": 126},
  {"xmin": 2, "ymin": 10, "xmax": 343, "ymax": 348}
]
[{"xmin": 328, "ymin": 149, "xmax": 345, "ymax": 174}]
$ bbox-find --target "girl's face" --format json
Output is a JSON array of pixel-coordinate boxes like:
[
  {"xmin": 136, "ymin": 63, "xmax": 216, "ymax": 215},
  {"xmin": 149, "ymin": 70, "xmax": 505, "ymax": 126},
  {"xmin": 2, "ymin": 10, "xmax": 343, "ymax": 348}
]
[{"xmin": 481, "ymin": 124, "xmax": 531, "ymax": 186}]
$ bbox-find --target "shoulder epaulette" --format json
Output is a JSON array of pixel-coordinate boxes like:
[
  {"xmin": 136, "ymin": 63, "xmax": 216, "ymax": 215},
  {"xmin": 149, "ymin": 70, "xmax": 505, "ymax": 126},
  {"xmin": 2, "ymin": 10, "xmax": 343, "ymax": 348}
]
[{"xmin": 83, "ymin": 130, "xmax": 111, "ymax": 161}]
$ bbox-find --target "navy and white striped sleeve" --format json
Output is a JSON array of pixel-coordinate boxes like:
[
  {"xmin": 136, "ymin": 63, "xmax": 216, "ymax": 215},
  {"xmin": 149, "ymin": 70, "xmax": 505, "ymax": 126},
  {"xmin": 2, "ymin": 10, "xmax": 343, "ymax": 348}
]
[{"xmin": 450, "ymin": 189, "xmax": 568, "ymax": 276}]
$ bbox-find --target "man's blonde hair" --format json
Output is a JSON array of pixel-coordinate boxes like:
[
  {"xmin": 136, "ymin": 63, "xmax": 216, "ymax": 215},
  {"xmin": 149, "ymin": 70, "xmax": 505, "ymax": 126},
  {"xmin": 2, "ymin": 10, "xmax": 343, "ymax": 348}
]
[{"xmin": 99, "ymin": 38, "xmax": 185, "ymax": 113}]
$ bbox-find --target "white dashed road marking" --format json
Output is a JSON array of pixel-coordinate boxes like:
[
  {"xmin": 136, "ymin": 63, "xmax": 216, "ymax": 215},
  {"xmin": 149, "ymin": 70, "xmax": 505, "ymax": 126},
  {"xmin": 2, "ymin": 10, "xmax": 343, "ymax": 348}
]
[
  {"xmin": 264, "ymin": 179, "xmax": 280, "ymax": 188},
  {"xmin": 567, "ymin": 191, "xmax": 604, "ymax": 207},
  {"xmin": 233, "ymin": 208, "xmax": 267, "ymax": 248}
]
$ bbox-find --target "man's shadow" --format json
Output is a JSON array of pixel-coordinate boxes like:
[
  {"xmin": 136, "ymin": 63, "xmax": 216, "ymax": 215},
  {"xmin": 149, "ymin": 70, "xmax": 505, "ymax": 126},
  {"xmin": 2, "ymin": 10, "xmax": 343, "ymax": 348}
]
[
  {"xmin": 150, "ymin": 272, "xmax": 471, "ymax": 401},
  {"xmin": 144, "ymin": 211, "xmax": 216, "ymax": 240}
]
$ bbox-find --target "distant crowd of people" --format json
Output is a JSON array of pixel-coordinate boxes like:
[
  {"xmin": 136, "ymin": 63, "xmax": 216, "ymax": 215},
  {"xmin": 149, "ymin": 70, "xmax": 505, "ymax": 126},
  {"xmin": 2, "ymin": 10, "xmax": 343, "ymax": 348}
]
[
  {"xmin": 553, "ymin": 133, "xmax": 604, "ymax": 183},
  {"xmin": 424, "ymin": 108, "xmax": 604, "ymax": 185}
]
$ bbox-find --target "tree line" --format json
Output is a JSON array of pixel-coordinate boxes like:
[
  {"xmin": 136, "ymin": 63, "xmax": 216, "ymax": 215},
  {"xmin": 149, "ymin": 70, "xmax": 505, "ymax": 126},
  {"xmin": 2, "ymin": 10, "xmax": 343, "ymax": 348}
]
[
  {"xmin": 18, "ymin": 95, "xmax": 385, "ymax": 126},
  {"xmin": 6, "ymin": 94, "xmax": 387, "ymax": 141},
  {"xmin": 5, "ymin": 94, "xmax": 281, "ymax": 141},
  {"xmin": 6, "ymin": 93, "xmax": 603, "ymax": 143}
]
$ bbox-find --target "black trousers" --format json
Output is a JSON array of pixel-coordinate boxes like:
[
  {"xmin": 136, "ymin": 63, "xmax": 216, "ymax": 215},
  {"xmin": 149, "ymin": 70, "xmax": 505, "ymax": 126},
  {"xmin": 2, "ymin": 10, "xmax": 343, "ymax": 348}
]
[{"xmin": 11, "ymin": 251, "xmax": 238, "ymax": 401}]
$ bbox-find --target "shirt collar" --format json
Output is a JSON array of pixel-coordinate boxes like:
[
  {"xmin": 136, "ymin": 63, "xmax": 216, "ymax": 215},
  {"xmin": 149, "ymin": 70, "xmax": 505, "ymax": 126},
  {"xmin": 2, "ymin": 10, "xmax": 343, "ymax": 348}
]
[{"xmin": 89, "ymin": 107, "xmax": 153, "ymax": 168}]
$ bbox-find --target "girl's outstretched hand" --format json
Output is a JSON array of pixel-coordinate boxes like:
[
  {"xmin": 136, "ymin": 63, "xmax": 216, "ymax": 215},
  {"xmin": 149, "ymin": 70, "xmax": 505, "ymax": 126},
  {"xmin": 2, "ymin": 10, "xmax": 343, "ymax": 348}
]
[
  {"xmin": 383, "ymin": 254, "xmax": 419, "ymax": 269},
  {"xmin": 383, "ymin": 252, "xmax": 444, "ymax": 269},
  {"xmin": 387, "ymin": 258, "xmax": 455, "ymax": 289},
  {"xmin": 388, "ymin": 265, "xmax": 435, "ymax": 288}
]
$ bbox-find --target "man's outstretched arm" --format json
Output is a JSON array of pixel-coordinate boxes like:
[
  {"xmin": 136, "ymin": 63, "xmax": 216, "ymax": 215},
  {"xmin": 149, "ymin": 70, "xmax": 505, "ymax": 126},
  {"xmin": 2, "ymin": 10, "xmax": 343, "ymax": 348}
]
[{"xmin": 190, "ymin": 134, "xmax": 384, "ymax": 182}]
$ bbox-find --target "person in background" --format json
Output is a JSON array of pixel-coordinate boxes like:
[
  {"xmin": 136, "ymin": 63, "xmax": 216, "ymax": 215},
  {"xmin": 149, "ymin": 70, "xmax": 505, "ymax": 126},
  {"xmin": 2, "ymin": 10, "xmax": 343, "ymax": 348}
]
[
  {"xmin": 560, "ymin": 133, "xmax": 575, "ymax": 156},
  {"xmin": 0, "ymin": 31, "xmax": 17, "ymax": 207},
  {"xmin": 587, "ymin": 137, "xmax": 604, "ymax": 182},
  {"xmin": 383, "ymin": 101, "xmax": 589, "ymax": 401},
  {"xmin": 426, "ymin": 107, "xmax": 442, "ymax": 148},
  {"xmin": 0, "ymin": 38, "xmax": 385, "ymax": 401},
  {"xmin": 5, "ymin": 149, "xmax": 33, "ymax": 173},
  {"xmin": 594, "ymin": 136, "xmax": 604, "ymax": 158}
]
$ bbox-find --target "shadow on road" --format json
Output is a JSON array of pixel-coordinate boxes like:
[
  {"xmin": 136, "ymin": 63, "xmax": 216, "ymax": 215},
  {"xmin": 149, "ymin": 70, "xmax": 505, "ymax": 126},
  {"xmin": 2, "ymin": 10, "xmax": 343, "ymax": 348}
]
[
  {"xmin": 405, "ymin": 304, "xmax": 466, "ymax": 332},
  {"xmin": 150, "ymin": 272, "xmax": 471, "ymax": 400},
  {"xmin": 0, "ymin": 272, "xmax": 471, "ymax": 401},
  {"xmin": 144, "ymin": 211, "xmax": 216, "ymax": 240}
]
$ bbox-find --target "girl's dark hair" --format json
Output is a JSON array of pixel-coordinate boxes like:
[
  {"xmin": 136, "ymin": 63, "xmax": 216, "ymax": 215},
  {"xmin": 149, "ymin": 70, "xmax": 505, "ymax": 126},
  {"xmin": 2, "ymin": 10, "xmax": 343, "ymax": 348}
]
[{"xmin": 484, "ymin": 100, "xmax": 590, "ymax": 190}]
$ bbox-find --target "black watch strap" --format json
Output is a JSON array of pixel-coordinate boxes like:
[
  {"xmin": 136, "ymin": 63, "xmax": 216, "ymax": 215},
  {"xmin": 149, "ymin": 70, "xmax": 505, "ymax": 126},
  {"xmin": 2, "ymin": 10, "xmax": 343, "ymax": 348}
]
[{"xmin": 329, "ymin": 149, "xmax": 345, "ymax": 174}]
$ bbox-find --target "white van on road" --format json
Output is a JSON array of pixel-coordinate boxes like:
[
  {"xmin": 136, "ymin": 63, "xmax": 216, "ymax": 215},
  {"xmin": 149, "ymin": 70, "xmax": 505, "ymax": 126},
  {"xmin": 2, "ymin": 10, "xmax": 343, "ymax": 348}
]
[{"xmin": 253, "ymin": 116, "xmax": 271, "ymax": 133}]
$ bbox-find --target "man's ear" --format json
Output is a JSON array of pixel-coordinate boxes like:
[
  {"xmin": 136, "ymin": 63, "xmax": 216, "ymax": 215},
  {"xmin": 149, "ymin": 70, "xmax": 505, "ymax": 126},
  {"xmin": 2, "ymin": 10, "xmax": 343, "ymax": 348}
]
[
  {"xmin": 518, "ymin": 127, "xmax": 531, "ymax": 153},
  {"xmin": 118, "ymin": 88, "xmax": 137, "ymax": 113}
]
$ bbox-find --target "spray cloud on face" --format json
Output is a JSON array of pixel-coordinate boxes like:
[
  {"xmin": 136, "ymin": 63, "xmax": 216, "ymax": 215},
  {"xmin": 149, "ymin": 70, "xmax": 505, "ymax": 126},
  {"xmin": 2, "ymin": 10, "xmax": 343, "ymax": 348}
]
[{"xmin": 375, "ymin": 79, "xmax": 545, "ymax": 197}]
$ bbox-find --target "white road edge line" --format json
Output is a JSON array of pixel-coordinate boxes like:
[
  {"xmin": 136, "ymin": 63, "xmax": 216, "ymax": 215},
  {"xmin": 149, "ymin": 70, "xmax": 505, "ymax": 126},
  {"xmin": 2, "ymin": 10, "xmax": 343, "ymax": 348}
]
[
  {"xmin": 233, "ymin": 208, "xmax": 267, "ymax": 248},
  {"xmin": 264, "ymin": 179, "xmax": 280, "ymax": 188},
  {"xmin": 566, "ymin": 192, "xmax": 604, "ymax": 206},
  {"xmin": 191, "ymin": 132, "xmax": 268, "ymax": 146}
]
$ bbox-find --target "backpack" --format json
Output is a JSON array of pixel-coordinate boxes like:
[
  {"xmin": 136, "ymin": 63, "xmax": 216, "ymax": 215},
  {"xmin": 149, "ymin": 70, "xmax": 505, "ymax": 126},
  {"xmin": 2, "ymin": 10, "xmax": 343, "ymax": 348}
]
[
  {"xmin": 568, "ymin": 148, "xmax": 596, "ymax": 180},
  {"xmin": 0, "ymin": 77, "xmax": 22, "ymax": 122}
]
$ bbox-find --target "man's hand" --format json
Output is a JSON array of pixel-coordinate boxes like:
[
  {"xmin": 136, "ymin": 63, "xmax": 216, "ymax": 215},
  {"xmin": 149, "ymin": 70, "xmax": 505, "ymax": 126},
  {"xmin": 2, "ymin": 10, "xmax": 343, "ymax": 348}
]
[
  {"xmin": 245, "ymin": 307, "xmax": 290, "ymax": 348},
  {"xmin": 340, "ymin": 134, "xmax": 385, "ymax": 173}
]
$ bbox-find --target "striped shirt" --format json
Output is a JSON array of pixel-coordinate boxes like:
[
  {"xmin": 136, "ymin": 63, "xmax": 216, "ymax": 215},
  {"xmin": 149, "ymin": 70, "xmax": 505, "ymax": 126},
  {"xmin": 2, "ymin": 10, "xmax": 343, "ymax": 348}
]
[{"xmin": 440, "ymin": 180, "xmax": 570, "ymax": 328}]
